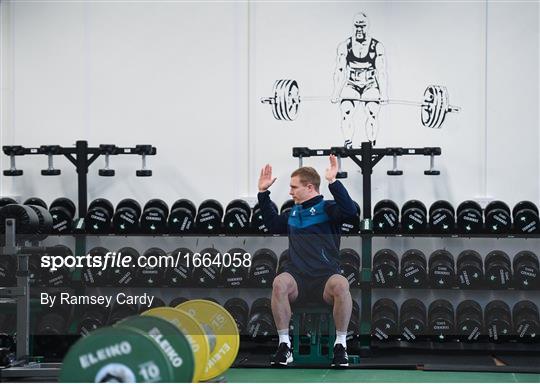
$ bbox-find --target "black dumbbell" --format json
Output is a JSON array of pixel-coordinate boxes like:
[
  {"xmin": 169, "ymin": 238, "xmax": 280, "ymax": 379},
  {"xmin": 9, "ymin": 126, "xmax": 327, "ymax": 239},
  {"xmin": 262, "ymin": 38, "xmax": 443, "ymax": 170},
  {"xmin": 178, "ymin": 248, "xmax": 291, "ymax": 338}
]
[
  {"xmin": 428, "ymin": 299, "xmax": 455, "ymax": 341},
  {"xmin": 513, "ymin": 251, "xmax": 539, "ymax": 289},
  {"xmin": 485, "ymin": 300, "xmax": 512, "ymax": 342},
  {"xmin": 40, "ymin": 245, "xmax": 74, "ymax": 287},
  {"xmin": 429, "ymin": 250, "xmax": 455, "ymax": 288},
  {"xmin": 456, "ymin": 300, "xmax": 483, "ymax": 342},
  {"xmin": 200, "ymin": 297, "xmax": 220, "ymax": 305},
  {"xmin": 341, "ymin": 201, "xmax": 361, "ymax": 235},
  {"xmin": 456, "ymin": 200, "xmax": 483, "ymax": 234},
  {"xmin": 250, "ymin": 201, "xmax": 278, "ymax": 234},
  {"xmin": 108, "ymin": 303, "xmax": 139, "ymax": 325},
  {"xmin": 24, "ymin": 199, "xmax": 53, "ymax": 239},
  {"xmin": 456, "ymin": 250, "xmax": 484, "ymax": 289},
  {"xmin": 0, "ymin": 252, "xmax": 16, "ymax": 287},
  {"xmin": 191, "ymin": 247, "xmax": 220, "ymax": 287},
  {"xmin": 35, "ymin": 304, "xmax": 70, "ymax": 335},
  {"xmin": 224, "ymin": 298, "xmax": 250, "ymax": 335},
  {"xmin": 339, "ymin": 248, "xmax": 360, "ymax": 286},
  {"xmin": 77, "ymin": 305, "xmax": 109, "ymax": 335},
  {"xmin": 429, "ymin": 200, "xmax": 455, "ymax": 233},
  {"xmin": 248, "ymin": 298, "xmax": 275, "ymax": 338},
  {"xmin": 485, "ymin": 200, "xmax": 512, "ymax": 234},
  {"xmin": 107, "ymin": 247, "xmax": 138, "ymax": 286},
  {"xmin": 85, "ymin": 198, "xmax": 114, "ymax": 233},
  {"xmin": 140, "ymin": 199, "xmax": 169, "ymax": 233},
  {"xmin": 168, "ymin": 199, "xmax": 196, "ymax": 234},
  {"xmin": 112, "ymin": 198, "xmax": 141, "ymax": 233},
  {"xmin": 401, "ymin": 200, "xmax": 428, "ymax": 233},
  {"xmin": 0, "ymin": 204, "xmax": 40, "ymax": 235},
  {"xmin": 220, "ymin": 247, "xmax": 249, "ymax": 287},
  {"xmin": 0, "ymin": 197, "xmax": 17, "ymax": 208},
  {"xmin": 277, "ymin": 249, "xmax": 291, "ymax": 275},
  {"xmin": 280, "ymin": 199, "xmax": 295, "ymax": 216},
  {"xmin": 513, "ymin": 300, "xmax": 539, "ymax": 342},
  {"xmin": 512, "ymin": 201, "xmax": 540, "ymax": 234},
  {"xmin": 223, "ymin": 199, "xmax": 251, "ymax": 234},
  {"xmin": 164, "ymin": 248, "xmax": 193, "ymax": 287},
  {"xmin": 400, "ymin": 298, "xmax": 427, "ymax": 341},
  {"xmin": 484, "ymin": 250, "xmax": 512, "ymax": 289},
  {"xmin": 81, "ymin": 247, "xmax": 110, "ymax": 287},
  {"xmin": 372, "ymin": 298, "xmax": 398, "ymax": 341},
  {"xmin": 373, "ymin": 200, "xmax": 399, "ymax": 233},
  {"xmin": 195, "ymin": 199, "xmax": 223, "ymax": 234},
  {"xmin": 23, "ymin": 197, "xmax": 47, "ymax": 209},
  {"xmin": 49, "ymin": 198, "xmax": 76, "ymax": 234},
  {"xmin": 400, "ymin": 249, "xmax": 428, "ymax": 288},
  {"xmin": 249, "ymin": 248, "xmax": 277, "ymax": 288},
  {"xmin": 136, "ymin": 247, "xmax": 167, "ymax": 286},
  {"xmin": 372, "ymin": 249, "xmax": 399, "ymax": 287},
  {"xmin": 169, "ymin": 297, "xmax": 189, "ymax": 307}
]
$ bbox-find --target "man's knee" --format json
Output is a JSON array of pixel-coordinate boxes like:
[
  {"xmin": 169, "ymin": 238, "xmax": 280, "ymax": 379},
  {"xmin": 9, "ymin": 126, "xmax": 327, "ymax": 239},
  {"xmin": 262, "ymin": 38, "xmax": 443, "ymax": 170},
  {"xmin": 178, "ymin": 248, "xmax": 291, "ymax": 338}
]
[
  {"xmin": 328, "ymin": 276, "xmax": 351, "ymax": 298},
  {"xmin": 272, "ymin": 273, "xmax": 295, "ymax": 297}
]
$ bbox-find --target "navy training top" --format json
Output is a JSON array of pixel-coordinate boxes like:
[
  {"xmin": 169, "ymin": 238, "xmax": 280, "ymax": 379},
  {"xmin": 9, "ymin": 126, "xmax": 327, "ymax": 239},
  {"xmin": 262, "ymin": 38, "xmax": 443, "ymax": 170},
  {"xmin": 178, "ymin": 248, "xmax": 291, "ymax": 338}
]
[{"xmin": 257, "ymin": 180, "xmax": 358, "ymax": 277}]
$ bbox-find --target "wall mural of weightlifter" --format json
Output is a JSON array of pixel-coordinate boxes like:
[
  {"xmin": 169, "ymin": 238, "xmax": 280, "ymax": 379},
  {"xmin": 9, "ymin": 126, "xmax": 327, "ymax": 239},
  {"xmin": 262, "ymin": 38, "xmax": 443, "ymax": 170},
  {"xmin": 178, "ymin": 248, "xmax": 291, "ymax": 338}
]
[{"xmin": 261, "ymin": 12, "xmax": 460, "ymax": 147}]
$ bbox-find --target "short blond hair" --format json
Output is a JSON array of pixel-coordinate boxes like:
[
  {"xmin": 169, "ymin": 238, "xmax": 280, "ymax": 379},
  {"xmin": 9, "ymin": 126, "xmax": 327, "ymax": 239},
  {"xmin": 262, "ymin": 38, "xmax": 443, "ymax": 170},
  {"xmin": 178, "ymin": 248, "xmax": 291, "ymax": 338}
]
[{"xmin": 291, "ymin": 167, "xmax": 320, "ymax": 191}]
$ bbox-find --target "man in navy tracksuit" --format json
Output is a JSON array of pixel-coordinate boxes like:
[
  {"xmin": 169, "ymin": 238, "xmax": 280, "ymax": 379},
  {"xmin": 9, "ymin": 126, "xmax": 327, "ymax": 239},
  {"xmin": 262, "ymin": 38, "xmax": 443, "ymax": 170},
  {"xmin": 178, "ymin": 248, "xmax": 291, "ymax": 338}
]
[{"xmin": 257, "ymin": 155, "xmax": 357, "ymax": 367}]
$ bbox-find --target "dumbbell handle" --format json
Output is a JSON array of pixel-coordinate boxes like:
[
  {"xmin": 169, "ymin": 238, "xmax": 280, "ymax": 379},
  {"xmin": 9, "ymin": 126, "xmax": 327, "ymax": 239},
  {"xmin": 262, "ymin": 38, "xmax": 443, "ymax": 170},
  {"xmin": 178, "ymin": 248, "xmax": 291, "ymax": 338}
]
[
  {"xmin": 47, "ymin": 154, "xmax": 54, "ymax": 170},
  {"xmin": 9, "ymin": 156, "xmax": 16, "ymax": 170}
]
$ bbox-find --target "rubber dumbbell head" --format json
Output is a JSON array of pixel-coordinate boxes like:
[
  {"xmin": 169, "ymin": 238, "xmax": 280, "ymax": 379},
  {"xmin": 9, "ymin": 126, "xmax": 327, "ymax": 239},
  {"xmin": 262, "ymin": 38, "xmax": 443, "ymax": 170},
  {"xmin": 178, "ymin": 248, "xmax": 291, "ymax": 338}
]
[
  {"xmin": 429, "ymin": 200, "xmax": 455, "ymax": 233},
  {"xmin": 428, "ymin": 299, "xmax": 455, "ymax": 340},
  {"xmin": 400, "ymin": 249, "xmax": 428, "ymax": 288},
  {"xmin": 485, "ymin": 300, "xmax": 512, "ymax": 342},
  {"xmin": 168, "ymin": 199, "xmax": 196, "ymax": 234},
  {"xmin": 429, "ymin": 250, "xmax": 455, "ymax": 288},
  {"xmin": 372, "ymin": 249, "xmax": 399, "ymax": 287},
  {"xmin": 512, "ymin": 201, "xmax": 540, "ymax": 234},
  {"xmin": 456, "ymin": 300, "xmax": 483, "ymax": 341},
  {"xmin": 195, "ymin": 199, "xmax": 223, "ymax": 234},
  {"xmin": 401, "ymin": 200, "xmax": 428, "ymax": 233},
  {"xmin": 400, "ymin": 298, "xmax": 427, "ymax": 341},
  {"xmin": 456, "ymin": 250, "xmax": 484, "ymax": 289},
  {"xmin": 513, "ymin": 251, "xmax": 539, "ymax": 289},
  {"xmin": 140, "ymin": 198, "xmax": 169, "ymax": 233},
  {"xmin": 513, "ymin": 300, "xmax": 539, "ymax": 341},
  {"xmin": 372, "ymin": 298, "xmax": 399, "ymax": 340},
  {"xmin": 456, "ymin": 200, "xmax": 484, "ymax": 234},
  {"xmin": 484, "ymin": 250, "xmax": 512, "ymax": 289},
  {"xmin": 85, "ymin": 198, "xmax": 114, "ymax": 233},
  {"xmin": 373, "ymin": 200, "xmax": 400, "ymax": 233},
  {"xmin": 49, "ymin": 198, "xmax": 76, "ymax": 234},
  {"xmin": 250, "ymin": 201, "xmax": 278, "ymax": 234},
  {"xmin": 223, "ymin": 199, "xmax": 251, "ymax": 234},
  {"xmin": 220, "ymin": 247, "xmax": 249, "ymax": 287},
  {"xmin": 341, "ymin": 201, "xmax": 361, "ymax": 235},
  {"xmin": 163, "ymin": 248, "xmax": 193, "ymax": 287},
  {"xmin": 484, "ymin": 200, "xmax": 512, "ymax": 234},
  {"xmin": 112, "ymin": 199, "xmax": 141, "ymax": 233},
  {"xmin": 249, "ymin": 248, "xmax": 277, "ymax": 288}
]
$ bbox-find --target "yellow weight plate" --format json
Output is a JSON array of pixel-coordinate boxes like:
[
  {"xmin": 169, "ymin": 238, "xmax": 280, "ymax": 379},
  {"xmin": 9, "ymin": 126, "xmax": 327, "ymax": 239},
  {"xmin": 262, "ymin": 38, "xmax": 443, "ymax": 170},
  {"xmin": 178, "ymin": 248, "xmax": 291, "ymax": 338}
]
[
  {"xmin": 177, "ymin": 300, "xmax": 240, "ymax": 381},
  {"xmin": 143, "ymin": 307, "xmax": 209, "ymax": 382}
]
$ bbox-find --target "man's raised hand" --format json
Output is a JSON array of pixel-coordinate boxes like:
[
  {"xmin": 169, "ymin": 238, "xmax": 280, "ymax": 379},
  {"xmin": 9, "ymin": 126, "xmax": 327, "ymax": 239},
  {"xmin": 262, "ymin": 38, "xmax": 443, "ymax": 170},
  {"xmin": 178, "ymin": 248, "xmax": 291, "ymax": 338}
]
[
  {"xmin": 258, "ymin": 164, "xmax": 277, "ymax": 192},
  {"xmin": 325, "ymin": 154, "xmax": 338, "ymax": 183}
]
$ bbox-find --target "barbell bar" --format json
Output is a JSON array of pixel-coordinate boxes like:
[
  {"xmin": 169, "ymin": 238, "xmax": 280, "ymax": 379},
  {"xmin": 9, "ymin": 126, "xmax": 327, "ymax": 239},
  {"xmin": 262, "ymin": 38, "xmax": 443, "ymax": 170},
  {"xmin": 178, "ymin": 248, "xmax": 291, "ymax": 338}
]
[{"xmin": 261, "ymin": 79, "xmax": 460, "ymax": 129}]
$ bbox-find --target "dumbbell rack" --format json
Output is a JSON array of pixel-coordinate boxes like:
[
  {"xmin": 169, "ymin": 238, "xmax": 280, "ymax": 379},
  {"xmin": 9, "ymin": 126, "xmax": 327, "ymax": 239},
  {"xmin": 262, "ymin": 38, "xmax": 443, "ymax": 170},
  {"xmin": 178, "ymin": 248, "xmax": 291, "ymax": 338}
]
[
  {"xmin": 0, "ymin": 219, "xmax": 62, "ymax": 379},
  {"xmin": 0, "ymin": 140, "xmax": 156, "ymax": 379},
  {"xmin": 292, "ymin": 141, "xmax": 443, "ymax": 351}
]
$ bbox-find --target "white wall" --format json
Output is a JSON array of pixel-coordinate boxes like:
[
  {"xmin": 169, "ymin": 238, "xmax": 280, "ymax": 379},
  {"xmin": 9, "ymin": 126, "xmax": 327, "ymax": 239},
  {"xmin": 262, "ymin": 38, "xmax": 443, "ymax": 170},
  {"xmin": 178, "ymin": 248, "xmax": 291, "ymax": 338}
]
[{"xmin": 0, "ymin": 0, "xmax": 538, "ymax": 214}]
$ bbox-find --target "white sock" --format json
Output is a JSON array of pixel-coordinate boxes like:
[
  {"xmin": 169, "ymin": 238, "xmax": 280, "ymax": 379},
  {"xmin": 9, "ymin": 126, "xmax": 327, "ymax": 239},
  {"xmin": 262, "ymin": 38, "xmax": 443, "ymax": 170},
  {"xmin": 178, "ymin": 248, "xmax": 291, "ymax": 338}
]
[
  {"xmin": 277, "ymin": 329, "xmax": 290, "ymax": 348},
  {"xmin": 334, "ymin": 331, "xmax": 348, "ymax": 348}
]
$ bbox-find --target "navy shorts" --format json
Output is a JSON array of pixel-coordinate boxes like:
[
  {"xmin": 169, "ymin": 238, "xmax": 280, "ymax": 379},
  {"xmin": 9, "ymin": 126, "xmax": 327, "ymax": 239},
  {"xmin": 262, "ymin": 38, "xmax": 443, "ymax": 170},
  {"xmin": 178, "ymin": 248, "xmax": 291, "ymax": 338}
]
[{"xmin": 283, "ymin": 267, "xmax": 335, "ymax": 304}]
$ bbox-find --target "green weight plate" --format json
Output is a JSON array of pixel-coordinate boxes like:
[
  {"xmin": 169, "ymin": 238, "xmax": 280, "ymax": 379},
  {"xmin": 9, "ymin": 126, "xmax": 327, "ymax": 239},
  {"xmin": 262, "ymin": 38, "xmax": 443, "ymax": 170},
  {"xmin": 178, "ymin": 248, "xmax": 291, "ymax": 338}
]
[
  {"xmin": 116, "ymin": 315, "xmax": 195, "ymax": 383},
  {"xmin": 59, "ymin": 327, "xmax": 174, "ymax": 383}
]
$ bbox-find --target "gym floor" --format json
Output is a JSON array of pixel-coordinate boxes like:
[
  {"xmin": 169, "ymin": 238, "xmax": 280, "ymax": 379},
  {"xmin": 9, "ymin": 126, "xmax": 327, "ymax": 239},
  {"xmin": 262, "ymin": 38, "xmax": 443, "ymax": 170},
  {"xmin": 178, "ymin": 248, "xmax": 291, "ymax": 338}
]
[{"xmin": 224, "ymin": 368, "xmax": 540, "ymax": 382}]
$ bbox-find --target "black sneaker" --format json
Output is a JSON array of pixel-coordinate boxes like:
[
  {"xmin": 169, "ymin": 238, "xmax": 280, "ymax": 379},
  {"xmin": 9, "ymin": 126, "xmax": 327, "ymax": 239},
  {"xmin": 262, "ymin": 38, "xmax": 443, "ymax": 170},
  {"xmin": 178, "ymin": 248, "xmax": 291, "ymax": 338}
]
[
  {"xmin": 271, "ymin": 342, "xmax": 293, "ymax": 366},
  {"xmin": 331, "ymin": 344, "xmax": 349, "ymax": 367}
]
